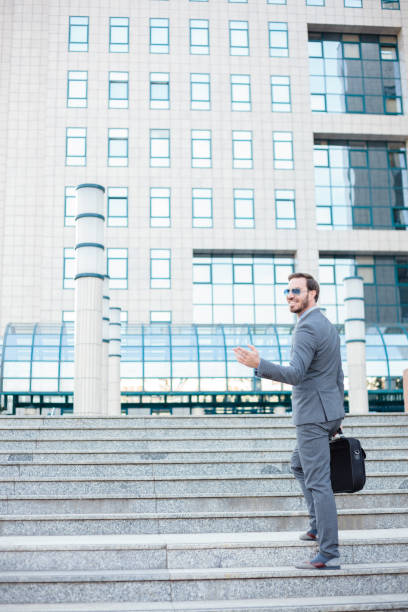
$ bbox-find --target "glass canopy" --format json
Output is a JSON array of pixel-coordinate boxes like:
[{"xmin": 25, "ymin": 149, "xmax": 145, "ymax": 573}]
[{"xmin": 1, "ymin": 323, "xmax": 407, "ymax": 394}]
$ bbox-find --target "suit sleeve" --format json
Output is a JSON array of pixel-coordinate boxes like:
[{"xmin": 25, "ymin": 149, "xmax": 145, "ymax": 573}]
[
  {"xmin": 254, "ymin": 323, "xmax": 317, "ymax": 386},
  {"xmin": 337, "ymin": 360, "xmax": 344, "ymax": 398}
]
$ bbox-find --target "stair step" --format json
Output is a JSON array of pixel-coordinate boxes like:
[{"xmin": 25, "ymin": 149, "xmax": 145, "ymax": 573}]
[
  {"xmin": 1, "ymin": 434, "xmax": 407, "ymax": 453},
  {"xmin": 0, "ymin": 562, "xmax": 407, "ymax": 604},
  {"xmin": 2, "ymin": 593, "xmax": 408, "ymax": 612},
  {"xmin": 1, "ymin": 413, "xmax": 407, "ymax": 428},
  {"xmin": 0, "ymin": 473, "xmax": 407, "ymax": 497},
  {"xmin": 1, "ymin": 489, "xmax": 407, "ymax": 515},
  {"xmin": 0, "ymin": 426, "xmax": 406, "ymax": 441},
  {"xmin": 0, "ymin": 529, "xmax": 406, "ymax": 571},
  {"xmin": 1, "ymin": 507, "xmax": 407, "ymax": 536},
  {"xmin": 1, "ymin": 456, "xmax": 406, "ymax": 478},
  {"xmin": 0, "ymin": 446, "xmax": 406, "ymax": 462}
]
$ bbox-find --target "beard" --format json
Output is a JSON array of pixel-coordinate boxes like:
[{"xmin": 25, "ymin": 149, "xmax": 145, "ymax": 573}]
[{"xmin": 289, "ymin": 294, "xmax": 310, "ymax": 313}]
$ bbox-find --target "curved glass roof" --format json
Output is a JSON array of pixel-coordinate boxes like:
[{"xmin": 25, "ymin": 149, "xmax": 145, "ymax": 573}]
[{"xmin": 1, "ymin": 322, "xmax": 407, "ymax": 394}]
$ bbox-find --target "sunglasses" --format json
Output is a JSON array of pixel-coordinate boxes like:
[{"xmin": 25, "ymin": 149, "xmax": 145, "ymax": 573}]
[{"xmin": 283, "ymin": 288, "xmax": 304, "ymax": 296}]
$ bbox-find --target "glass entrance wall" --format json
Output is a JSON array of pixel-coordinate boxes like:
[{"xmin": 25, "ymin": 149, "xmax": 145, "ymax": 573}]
[{"xmin": 1, "ymin": 322, "xmax": 407, "ymax": 395}]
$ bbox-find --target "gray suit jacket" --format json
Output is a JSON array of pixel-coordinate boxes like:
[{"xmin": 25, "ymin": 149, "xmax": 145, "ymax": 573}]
[{"xmin": 255, "ymin": 308, "xmax": 345, "ymax": 426}]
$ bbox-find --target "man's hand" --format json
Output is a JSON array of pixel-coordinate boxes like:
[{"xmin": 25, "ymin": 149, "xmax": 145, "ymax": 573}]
[{"xmin": 233, "ymin": 345, "xmax": 260, "ymax": 369}]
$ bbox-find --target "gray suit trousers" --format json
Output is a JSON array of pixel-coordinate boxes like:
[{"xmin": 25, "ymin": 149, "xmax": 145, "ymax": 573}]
[{"xmin": 291, "ymin": 418, "xmax": 343, "ymax": 558}]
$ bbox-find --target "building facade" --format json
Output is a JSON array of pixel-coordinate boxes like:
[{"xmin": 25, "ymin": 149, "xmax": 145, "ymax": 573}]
[{"xmin": 0, "ymin": 0, "xmax": 407, "ymax": 401}]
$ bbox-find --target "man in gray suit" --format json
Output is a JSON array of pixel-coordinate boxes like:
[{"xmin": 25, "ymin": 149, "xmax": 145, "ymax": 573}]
[{"xmin": 234, "ymin": 272, "xmax": 344, "ymax": 570}]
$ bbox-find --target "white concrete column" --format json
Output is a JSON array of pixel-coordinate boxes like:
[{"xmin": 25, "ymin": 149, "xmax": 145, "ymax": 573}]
[
  {"xmin": 74, "ymin": 183, "xmax": 106, "ymax": 417},
  {"xmin": 102, "ymin": 275, "xmax": 110, "ymax": 416},
  {"xmin": 403, "ymin": 369, "xmax": 408, "ymax": 413},
  {"xmin": 344, "ymin": 276, "xmax": 369, "ymax": 414},
  {"xmin": 108, "ymin": 306, "xmax": 122, "ymax": 416}
]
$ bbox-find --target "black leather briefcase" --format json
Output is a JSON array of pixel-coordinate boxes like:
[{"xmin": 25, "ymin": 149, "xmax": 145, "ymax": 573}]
[{"xmin": 330, "ymin": 431, "xmax": 366, "ymax": 494}]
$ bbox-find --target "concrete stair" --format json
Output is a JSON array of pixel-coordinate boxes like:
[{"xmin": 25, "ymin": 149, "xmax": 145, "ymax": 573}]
[{"xmin": 0, "ymin": 413, "xmax": 407, "ymax": 611}]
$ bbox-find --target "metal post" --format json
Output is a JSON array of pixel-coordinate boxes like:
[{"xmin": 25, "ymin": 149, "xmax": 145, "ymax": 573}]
[
  {"xmin": 102, "ymin": 275, "xmax": 110, "ymax": 416},
  {"xmin": 344, "ymin": 276, "xmax": 369, "ymax": 414},
  {"xmin": 74, "ymin": 184, "xmax": 105, "ymax": 417},
  {"xmin": 108, "ymin": 306, "xmax": 122, "ymax": 416}
]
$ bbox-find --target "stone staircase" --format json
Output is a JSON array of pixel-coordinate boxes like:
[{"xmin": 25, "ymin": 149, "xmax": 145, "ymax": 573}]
[{"xmin": 0, "ymin": 413, "xmax": 407, "ymax": 611}]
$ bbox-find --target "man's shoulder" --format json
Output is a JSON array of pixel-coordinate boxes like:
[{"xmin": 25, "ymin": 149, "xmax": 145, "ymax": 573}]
[{"xmin": 297, "ymin": 308, "xmax": 336, "ymax": 334}]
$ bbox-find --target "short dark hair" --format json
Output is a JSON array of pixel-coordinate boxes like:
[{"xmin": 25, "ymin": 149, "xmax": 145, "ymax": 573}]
[{"xmin": 288, "ymin": 272, "xmax": 320, "ymax": 302}]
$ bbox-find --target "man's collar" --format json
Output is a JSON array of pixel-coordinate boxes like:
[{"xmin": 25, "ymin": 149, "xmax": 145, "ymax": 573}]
[{"xmin": 298, "ymin": 305, "xmax": 320, "ymax": 322}]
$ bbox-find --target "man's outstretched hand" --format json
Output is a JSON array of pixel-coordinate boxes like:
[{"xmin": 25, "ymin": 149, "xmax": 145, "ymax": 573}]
[{"xmin": 233, "ymin": 345, "xmax": 260, "ymax": 369}]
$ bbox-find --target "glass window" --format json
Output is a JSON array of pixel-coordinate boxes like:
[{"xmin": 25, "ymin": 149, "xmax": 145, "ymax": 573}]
[
  {"xmin": 67, "ymin": 71, "xmax": 87, "ymax": 107},
  {"xmin": 108, "ymin": 128, "xmax": 128, "ymax": 167},
  {"xmin": 191, "ymin": 130, "xmax": 212, "ymax": 168},
  {"xmin": 150, "ymin": 18, "xmax": 169, "ymax": 54},
  {"xmin": 306, "ymin": 0, "xmax": 325, "ymax": 4},
  {"xmin": 344, "ymin": 0, "xmax": 362, "ymax": 6},
  {"xmin": 234, "ymin": 189, "xmax": 254, "ymax": 228},
  {"xmin": 63, "ymin": 248, "xmax": 75, "ymax": 289},
  {"xmin": 191, "ymin": 74, "xmax": 211, "ymax": 110},
  {"xmin": 109, "ymin": 72, "xmax": 128, "ymax": 108},
  {"xmin": 268, "ymin": 22, "xmax": 288, "ymax": 58},
  {"xmin": 190, "ymin": 19, "xmax": 209, "ymax": 55},
  {"xmin": 267, "ymin": 0, "xmax": 286, "ymax": 3},
  {"xmin": 150, "ymin": 311, "xmax": 172, "ymax": 323},
  {"xmin": 273, "ymin": 132, "xmax": 294, "ymax": 169},
  {"xmin": 64, "ymin": 186, "xmax": 76, "ymax": 226},
  {"xmin": 151, "ymin": 249, "xmax": 171, "ymax": 289},
  {"xmin": 62, "ymin": 311, "xmax": 75, "ymax": 322},
  {"xmin": 150, "ymin": 73, "xmax": 170, "ymax": 109},
  {"xmin": 193, "ymin": 254, "xmax": 295, "ymax": 324},
  {"xmin": 319, "ymin": 255, "xmax": 408, "ymax": 324},
  {"xmin": 309, "ymin": 33, "xmax": 402, "ymax": 116},
  {"xmin": 192, "ymin": 188, "xmax": 213, "ymax": 227},
  {"xmin": 229, "ymin": 21, "xmax": 249, "ymax": 56},
  {"xmin": 107, "ymin": 187, "xmax": 128, "ymax": 227},
  {"xmin": 107, "ymin": 248, "xmax": 128, "ymax": 289},
  {"xmin": 150, "ymin": 187, "xmax": 171, "ymax": 227},
  {"xmin": 69, "ymin": 16, "xmax": 88, "ymax": 52},
  {"xmin": 275, "ymin": 189, "xmax": 296, "ymax": 229},
  {"xmin": 110, "ymin": 17, "xmax": 129, "ymax": 53},
  {"xmin": 271, "ymin": 76, "xmax": 291, "ymax": 112},
  {"xmin": 382, "ymin": 0, "xmax": 399, "ymax": 8},
  {"xmin": 229, "ymin": 0, "xmax": 247, "ymax": 3},
  {"xmin": 314, "ymin": 139, "xmax": 408, "ymax": 230},
  {"xmin": 150, "ymin": 129, "xmax": 170, "ymax": 167},
  {"xmin": 66, "ymin": 128, "xmax": 86, "ymax": 166},
  {"xmin": 231, "ymin": 75, "xmax": 251, "ymax": 111},
  {"xmin": 232, "ymin": 131, "xmax": 253, "ymax": 169}
]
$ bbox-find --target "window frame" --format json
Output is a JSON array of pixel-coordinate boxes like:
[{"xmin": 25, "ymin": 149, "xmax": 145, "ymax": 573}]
[
  {"xmin": 109, "ymin": 71, "xmax": 129, "ymax": 109},
  {"xmin": 108, "ymin": 128, "xmax": 129, "ymax": 167},
  {"xmin": 67, "ymin": 70, "xmax": 88, "ymax": 108},
  {"xmin": 150, "ymin": 249, "xmax": 171, "ymax": 289},
  {"xmin": 109, "ymin": 17, "xmax": 129, "ymax": 53},
  {"xmin": 268, "ymin": 22, "xmax": 289, "ymax": 58},
  {"xmin": 68, "ymin": 16, "xmax": 89, "ymax": 52},
  {"xmin": 229, "ymin": 20, "xmax": 249, "ymax": 56},
  {"xmin": 234, "ymin": 189, "xmax": 255, "ymax": 229},
  {"xmin": 150, "ymin": 18, "xmax": 169, "ymax": 54},
  {"xmin": 190, "ymin": 19, "xmax": 210, "ymax": 55},
  {"xmin": 150, "ymin": 187, "xmax": 171, "ymax": 227},
  {"xmin": 150, "ymin": 129, "xmax": 171, "ymax": 167},
  {"xmin": 65, "ymin": 127, "xmax": 87, "ymax": 166},
  {"xmin": 107, "ymin": 187, "xmax": 128, "ymax": 227},
  {"xmin": 107, "ymin": 248, "xmax": 128, "ymax": 290},
  {"xmin": 192, "ymin": 187, "xmax": 213, "ymax": 228}
]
